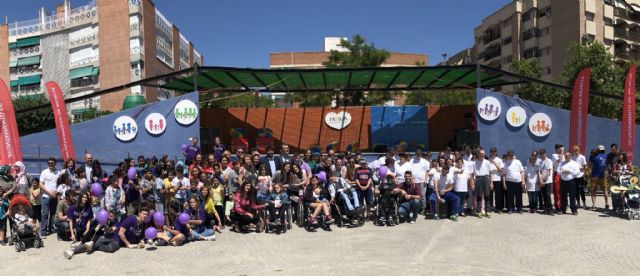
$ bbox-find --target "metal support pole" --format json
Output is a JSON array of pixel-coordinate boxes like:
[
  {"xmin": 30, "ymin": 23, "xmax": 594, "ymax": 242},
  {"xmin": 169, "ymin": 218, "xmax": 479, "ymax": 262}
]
[
  {"xmin": 193, "ymin": 64, "xmax": 199, "ymax": 92},
  {"xmin": 476, "ymin": 63, "xmax": 481, "ymax": 89}
]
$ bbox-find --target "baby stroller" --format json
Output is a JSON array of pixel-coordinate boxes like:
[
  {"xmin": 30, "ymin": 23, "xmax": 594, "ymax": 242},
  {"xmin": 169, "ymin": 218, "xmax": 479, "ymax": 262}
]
[
  {"xmin": 610, "ymin": 173, "xmax": 640, "ymax": 220},
  {"xmin": 9, "ymin": 194, "xmax": 43, "ymax": 252}
]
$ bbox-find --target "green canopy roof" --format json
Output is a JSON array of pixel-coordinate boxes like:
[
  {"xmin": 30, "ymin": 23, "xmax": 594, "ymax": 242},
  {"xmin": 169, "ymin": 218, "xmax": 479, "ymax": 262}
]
[
  {"xmin": 8, "ymin": 42, "xmax": 17, "ymax": 49},
  {"xmin": 16, "ymin": 55, "xmax": 40, "ymax": 67},
  {"xmin": 159, "ymin": 65, "xmax": 520, "ymax": 92},
  {"xmin": 17, "ymin": 74, "xmax": 42, "ymax": 86},
  {"xmin": 69, "ymin": 66, "xmax": 99, "ymax": 79},
  {"xmin": 9, "ymin": 61, "xmax": 17, "ymax": 68},
  {"xmin": 10, "ymin": 80, "xmax": 18, "ymax": 87},
  {"xmin": 16, "ymin": 36, "xmax": 40, "ymax": 48}
]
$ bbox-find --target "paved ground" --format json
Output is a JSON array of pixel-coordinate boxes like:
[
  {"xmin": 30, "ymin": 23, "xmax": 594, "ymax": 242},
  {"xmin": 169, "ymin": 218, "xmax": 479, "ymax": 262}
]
[{"xmin": 1, "ymin": 197, "xmax": 639, "ymax": 276}]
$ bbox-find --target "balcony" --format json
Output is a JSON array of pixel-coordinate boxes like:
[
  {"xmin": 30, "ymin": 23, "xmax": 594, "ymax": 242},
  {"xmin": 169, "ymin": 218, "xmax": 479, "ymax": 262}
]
[
  {"xmin": 482, "ymin": 31, "xmax": 501, "ymax": 45},
  {"xmin": 615, "ymin": 8, "xmax": 631, "ymax": 20},
  {"xmin": 615, "ymin": 27, "xmax": 629, "ymax": 39},
  {"xmin": 130, "ymin": 23, "xmax": 141, "ymax": 37},
  {"xmin": 10, "ymin": 65, "xmax": 42, "ymax": 77},
  {"xmin": 483, "ymin": 47, "xmax": 501, "ymax": 62},
  {"xmin": 129, "ymin": 0, "xmax": 141, "ymax": 14},
  {"xmin": 69, "ymin": 32, "xmax": 98, "ymax": 48},
  {"xmin": 10, "ymin": 45, "xmax": 41, "ymax": 58},
  {"xmin": 130, "ymin": 46, "xmax": 145, "ymax": 62}
]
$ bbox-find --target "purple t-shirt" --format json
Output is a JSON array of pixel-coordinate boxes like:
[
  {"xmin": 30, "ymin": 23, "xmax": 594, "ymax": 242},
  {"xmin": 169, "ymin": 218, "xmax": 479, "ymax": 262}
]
[
  {"xmin": 213, "ymin": 144, "xmax": 225, "ymax": 162},
  {"xmin": 174, "ymin": 217, "xmax": 190, "ymax": 237},
  {"xmin": 104, "ymin": 219, "xmax": 120, "ymax": 243},
  {"xmin": 185, "ymin": 145, "xmax": 200, "ymax": 161},
  {"xmin": 119, "ymin": 215, "xmax": 143, "ymax": 245},
  {"xmin": 67, "ymin": 205, "xmax": 93, "ymax": 232},
  {"xmin": 188, "ymin": 206, "xmax": 206, "ymax": 233},
  {"xmin": 124, "ymin": 179, "xmax": 141, "ymax": 203}
]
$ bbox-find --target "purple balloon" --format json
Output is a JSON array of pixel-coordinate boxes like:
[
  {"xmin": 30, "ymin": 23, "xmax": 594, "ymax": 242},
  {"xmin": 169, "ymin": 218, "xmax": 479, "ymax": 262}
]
[
  {"xmin": 178, "ymin": 212, "xmax": 190, "ymax": 225},
  {"xmin": 317, "ymin": 171, "xmax": 327, "ymax": 183},
  {"xmin": 96, "ymin": 209, "xmax": 109, "ymax": 226},
  {"xmin": 153, "ymin": 211, "xmax": 165, "ymax": 226},
  {"xmin": 127, "ymin": 167, "xmax": 136, "ymax": 180},
  {"xmin": 145, "ymin": 227, "xmax": 158, "ymax": 240},
  {"xmin": 91, "ymin": 183, "xmax": 103, "ymax": 197},
  {"xmin": 378, "ymin": 166, "xmax": 388, "ymax": 178},
  {"xmin": 181, "ymin": 144, "xmax": 189, "ymax": 152}
]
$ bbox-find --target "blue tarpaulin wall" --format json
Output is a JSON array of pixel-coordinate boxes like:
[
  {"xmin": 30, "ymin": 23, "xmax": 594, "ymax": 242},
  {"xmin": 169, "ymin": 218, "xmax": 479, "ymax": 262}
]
[
  {"xmin": 20, "ymin": 92, "xmax": 200, "ymax": 175},
  {"xmin": 476, "ymin": 88, "xmax": 640, "ymax": 164},
  {"xmin": 370, "ymin": 106, "xmax": 428, "ymax": 151}
]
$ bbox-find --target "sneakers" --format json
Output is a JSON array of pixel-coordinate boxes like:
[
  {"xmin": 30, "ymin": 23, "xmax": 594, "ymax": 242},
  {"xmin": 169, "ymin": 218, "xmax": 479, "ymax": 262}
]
[
  {"xmin": 64, "ymin": 249, "xmax": 74, "ymax": 259},
  {"xmin": 433, "ymin": 214, "xmax": 440, "ymax": 220},
  {"xmin": 308, "ymin": 216, "xmax": 317, "ymax": 225},
  {"xmin": 474, "ymin": 213, "xmax": 482, "ymax": 218},
  {"xmin": 204, "ymin": 235, "xmax": 216, "ymax": 241},
  {"xmin": 409, "ymin": 220, "xmax": 415, "ymax": 224},
  {"xmin": 84, "ymin": 241, "xmax": 94, "ymax": 251},
  {"xmin": 450, "ymin": 215, "xmax": 458, "ymax": 221},
  {"xmin": 70, "ymin": 241, "xmax": 81, "ymax": 248},
  {"xmin": 591, "ymin": 206, "xmax": 597, "ymax": 211},
  {"xmin": 325, "ymin": 215, "xmax": 335, "ymax": 224}
]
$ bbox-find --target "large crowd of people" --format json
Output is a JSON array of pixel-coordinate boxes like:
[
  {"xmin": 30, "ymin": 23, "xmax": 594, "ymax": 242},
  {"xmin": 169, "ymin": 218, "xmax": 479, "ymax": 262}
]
[{"xmin": 0, "ymin": 137, "xmax": 633, "ymax": 259}]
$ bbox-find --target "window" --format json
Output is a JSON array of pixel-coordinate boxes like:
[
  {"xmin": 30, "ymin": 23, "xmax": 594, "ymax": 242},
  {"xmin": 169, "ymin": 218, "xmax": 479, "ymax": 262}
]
[
  {"xmin": 523, "ymin": 28, "xmax": 540, "ymax": 40},
  {"xmin": 502, "ymin": 36, "xmax": 512, "ymax": 45},
  {"xmin": 538, "ymin": 7, "xmax": 551, "ymax": 18},
  {"xmin": 540, "ymin": 27, "xmax": 550, "ymax": 36},
  {"xmin": 604, "ymin": 18, "xmax": 614, "ymax": 26},
  {"xmin": 585, "ymin": 12, "xmax": 595, "ymax": 21},
  {"xmin": 604, "ymin": 0, "xmax": 613, "ymax": 6},
  {"xmin": 502, "ymin": 55, "xmax": 513, "ymax": 64},
  {"xmin": 540, "ymin": 47, "xmax": 551, "ymax": 56},
  {"xmin": 543, "ymin": 67, "xmax": 551, "ymax": 75},
  {"xmin": 523, "ymin": 47, "xmax": 540, "ymax": 59},
  {"xmin": 522, "ymin": 9, "xmax": 537, "ymax": 22}
]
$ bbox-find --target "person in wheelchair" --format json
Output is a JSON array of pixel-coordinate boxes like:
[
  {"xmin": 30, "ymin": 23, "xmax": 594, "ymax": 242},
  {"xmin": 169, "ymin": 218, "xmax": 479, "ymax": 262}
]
[
  {"xmin": 304, "ymin": 175, "xmax": 335, "ymax": 225},
  {"xmin": 375, "ymin": 174, "xmax": 401, "ymax": 226},
  {"xmin": 328, "ymin": 171, "xmax": 361, "ymax": 215},
  {"xmin": 265, "ymin": 183, "xmax": 289, "ymax": 226},
  {"xmin": 394, "ymin": 171, "xmax": 423, "ymax": 223}
]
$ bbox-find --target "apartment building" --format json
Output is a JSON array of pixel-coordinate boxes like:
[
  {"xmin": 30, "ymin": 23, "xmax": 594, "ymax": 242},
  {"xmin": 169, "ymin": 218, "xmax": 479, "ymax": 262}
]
[
  {"xmin": 473, "ymin": 0, "xmax": 640, "ymax": 82},
  {"xmin": 0, "ymin": 0, "xmax": 203, "ymax": 118}
]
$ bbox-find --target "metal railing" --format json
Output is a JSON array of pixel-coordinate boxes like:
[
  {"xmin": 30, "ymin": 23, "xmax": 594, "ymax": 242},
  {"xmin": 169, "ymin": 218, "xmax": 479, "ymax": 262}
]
[{"xmin": 9, "ymin": 2, "xmax": 97, "ymax": 37}]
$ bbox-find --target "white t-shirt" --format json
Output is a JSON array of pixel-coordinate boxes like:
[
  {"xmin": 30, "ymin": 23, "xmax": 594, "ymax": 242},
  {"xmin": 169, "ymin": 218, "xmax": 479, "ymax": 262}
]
[
  {"xmin": 538, "ymin": 158, "xmax": 553, "ymax": 184},
  {"xmin": 410, "ymin": 157, "xmax": 430, "ymax": 183},
  {"xmin": 436, "ymin": 173, "xmax": 454, "ymax": 192},
  {"xmin": 503, "ymin": 159, "xmax": 524, "ymax": 183},
  {"xmin": 453, "ymin": 166, "xmax": 470, "ymax": 192},
  {"xmin": 474, "ymin": 159, "xmax": 491, "ymax": 176},
  {"xmin": 172, "ymin": 177, "xmax": 190, "ymax": 199},
  {"xmin": 559, "ymin": 160, "xmax": 580, "ymax": 181},
  {"xmin": 524, "ymin": 163, "xmax": 539, "ymax": 192},
  {"xmin": 489, "ymin": 157, "xmax": 503, "ymax": 182},
  {"xmin": 427, "ymin": 168, "xmax": 440, "ymax": 188},
  {"xmin": 551, "ymin": 153, "xmax": 563, "ymax": 173},
  {"xmin": 395, "ymin": 162, "xmax": 412, "ymax": 183},
  {"xmin": 39, "ymin": 168, "xmax": 61, "ymax": 198},
  {"xmin": 571, "ymin": 154, "xmax": 587, "ymax": 178}
]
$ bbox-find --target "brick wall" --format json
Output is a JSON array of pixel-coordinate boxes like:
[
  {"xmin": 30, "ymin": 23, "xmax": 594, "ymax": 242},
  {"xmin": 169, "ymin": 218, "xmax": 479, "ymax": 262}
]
[
  {"xmin": 0, "ymin": 25, "xmax": 8, "ymax": 83},
  {"xmin": 97, "ymin": 0, "xmax": 131, "ymax": 111},
  {"xmin": 141, "ymin": 0, "xmax": 173, "ymax": 102},
  {"xmin": 270, "ymin": 52, "xmax": 428, "ymax": 67}
]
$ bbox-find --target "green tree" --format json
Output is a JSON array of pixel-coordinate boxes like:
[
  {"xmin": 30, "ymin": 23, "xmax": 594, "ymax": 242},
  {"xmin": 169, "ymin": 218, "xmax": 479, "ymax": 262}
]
[
  {"xmin": 510, "ymin": 59, "xmax": 568, "ymax": 109},
  {"xmin": 74, "ymin": 108, "xmax": 113, "ymax": 123},
  {"xmin": 561, "ymin": 41, "xmax": 625, "ymax": 119},
  {"xmin": 287, "ymin": 34, "xmax": 392, "ymax": 106},
  {"xmin": 13, "ymin": 95, "xmax": 55, "ymax": 136}
]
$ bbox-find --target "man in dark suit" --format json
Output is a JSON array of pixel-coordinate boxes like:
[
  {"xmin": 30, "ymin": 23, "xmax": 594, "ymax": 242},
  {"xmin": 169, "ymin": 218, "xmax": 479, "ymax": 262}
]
[{"xmin": 261, "ymin": 147, "xmax": 282, "ymax": 176}]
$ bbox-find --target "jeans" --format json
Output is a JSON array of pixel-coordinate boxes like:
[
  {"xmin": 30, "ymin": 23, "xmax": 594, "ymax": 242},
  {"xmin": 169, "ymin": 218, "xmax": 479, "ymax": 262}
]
[
  {"xmin": 54, "ymin": 220, "xmax": 70, "ymax": 241},
  {"xmin": 399, "ymin": 199, "xmax": 423, "ymax": 221},
  {"xmin": 191, "ymin": 228, "xmax": 215, "ymax": 240},
  {"xmin": 506, "ymin": 181, "xmax": 523, "ymax": 212},
  {"xmin": 527, "ymin": 191, "xmax": 538, "ymax": 211},
  {"xmin": 560, "ymin": 179, "xmax": 577, "ymax": 213},
  {"xmin": 575, "ymin": 177, "xmax": 586, "ymax": 206},
  {"xmin": 540, "ymin": 184, "xmax": 553, "ymax": 211},
  {"xmin": 231, "ymin": 212, "xmax": 259, "ymax": 228},
  {"xmin": 454, "ymin": 191, "xmax": 467, "ymax": 215},
  {"xmin": 93, "ymin": 236, "xmax": 119, "ymax": 253},
  {"xmin": 268, "ymin": 203, "xmax": 287, "ymax": 223},
  {"xmin": 40, "ymin": 196, "xmax": 57, "ymax": 234},
  {"xmin": 428, "ymin": 191, "xmax": 460, "ymax": 216},
  {"xmin": 339, "ymin": 189, "xmax": 360, "ymax": 211},
  {"xmin": 494, "ymin": 181, "xmax": 506, "ymax": 211},
  {"xmin": 357, "ymin": 187, "xmax": 374, "ymax": 207}
]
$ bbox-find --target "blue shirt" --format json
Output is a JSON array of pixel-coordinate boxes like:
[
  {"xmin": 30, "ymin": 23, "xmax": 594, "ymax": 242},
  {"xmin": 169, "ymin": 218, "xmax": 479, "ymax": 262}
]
[{"xmin": 590, "ymin": 153, "xmax": 607, "ymax": 178}]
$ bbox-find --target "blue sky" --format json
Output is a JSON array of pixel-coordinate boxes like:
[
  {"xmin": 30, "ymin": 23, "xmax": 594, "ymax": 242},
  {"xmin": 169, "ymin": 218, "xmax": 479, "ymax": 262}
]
[{"xmin": 3, "ymin": 0, "xmax": 511, "ymax": 67}]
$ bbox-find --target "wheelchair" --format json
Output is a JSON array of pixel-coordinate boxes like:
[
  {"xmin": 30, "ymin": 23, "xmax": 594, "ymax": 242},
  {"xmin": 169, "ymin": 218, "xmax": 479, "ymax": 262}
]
[
  {"xmin": 373, "ymin": 181, "xmax": 400, "ymax": 226},
  {"xmin": 263, "ymin": 203, "xmax": 293, "ymax": 234},
  {"xmin": 302, "ymin": 201, "xmax": 333, "ymax": 232},
  {"xmin": 331, "ymin": 190, "xmax": 366, "ymax": 228}
]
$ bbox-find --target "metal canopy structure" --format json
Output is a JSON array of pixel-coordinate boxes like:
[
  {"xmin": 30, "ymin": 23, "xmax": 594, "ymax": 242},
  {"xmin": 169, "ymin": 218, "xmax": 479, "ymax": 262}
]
[
  {"xmin": 13, "ymin": 64, "xmax": 634, "ymax": 114},
  {"xmin": 160, "ymin": 64, "xmax": 522, "ymax": 92}
]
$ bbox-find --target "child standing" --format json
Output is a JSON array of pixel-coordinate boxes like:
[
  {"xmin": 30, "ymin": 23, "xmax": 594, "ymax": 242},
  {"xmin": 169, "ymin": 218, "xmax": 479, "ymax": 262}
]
[
  {"xmin": 525, "ymin": 152, "xmax": 540, "ymax": 213},
  {"xmin": 211, "ymin": 177, "xmax": 225, "ymax": 228},
  {"xmin": 29, "ymin": 178, "xmax": 42, "ymax": 226},
  {"xmin": 0, "ymin": 187, "xmax": 9, "ymax": 245}
]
